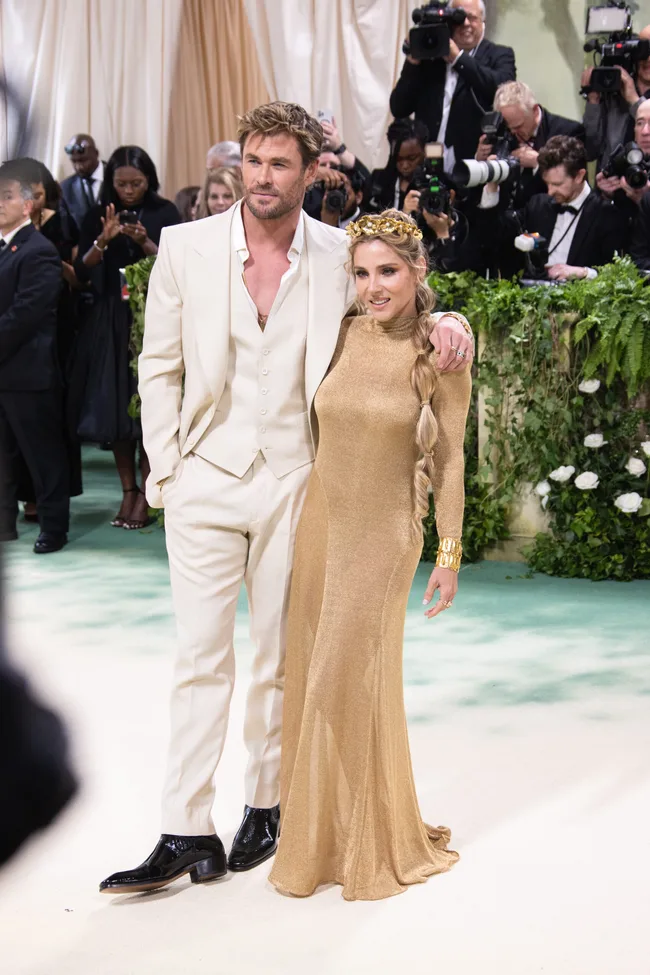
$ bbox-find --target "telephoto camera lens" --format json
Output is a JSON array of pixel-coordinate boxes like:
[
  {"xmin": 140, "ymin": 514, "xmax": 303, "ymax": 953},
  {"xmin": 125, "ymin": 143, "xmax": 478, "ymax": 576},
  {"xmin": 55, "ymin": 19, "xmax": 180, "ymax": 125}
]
[{"xmin": 453, "ymin": 158, "xmax": 516, "ymax": 188}]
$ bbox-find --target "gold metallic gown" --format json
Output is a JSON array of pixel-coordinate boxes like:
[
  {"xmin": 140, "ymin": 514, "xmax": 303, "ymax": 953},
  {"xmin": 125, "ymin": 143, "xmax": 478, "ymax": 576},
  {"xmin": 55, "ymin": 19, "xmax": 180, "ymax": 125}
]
[{"xmin": 268, "ymin": 314, "xmax": 471, "ymax": 901}]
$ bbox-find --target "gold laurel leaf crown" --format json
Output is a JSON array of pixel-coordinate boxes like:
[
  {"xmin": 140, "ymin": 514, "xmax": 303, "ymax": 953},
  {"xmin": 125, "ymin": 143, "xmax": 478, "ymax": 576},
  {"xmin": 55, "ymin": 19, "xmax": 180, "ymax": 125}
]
[{"xmin": 345, "ymin": 213, "xmax": 423, "ymax": 241}]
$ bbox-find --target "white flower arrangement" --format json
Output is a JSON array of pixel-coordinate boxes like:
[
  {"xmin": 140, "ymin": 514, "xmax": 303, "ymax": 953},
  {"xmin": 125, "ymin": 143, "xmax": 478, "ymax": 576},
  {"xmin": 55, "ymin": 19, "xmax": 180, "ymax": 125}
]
[
  {"xmin": 584, "ymin": 433, "xmax": 607, "ymax": 448},
  {"xmin": 625, "ymin": 457, "xmax": 647, "ymax": 477},
  {"xmin": 574, "ymin": 471, "xmax": 599, "ymax": 490},
  {"xmin": 578, "ymin": 379, "xmax": 601, "ymax": 394},
  {"xmin": 549, "ymin": 466, "xmax": 575, "ymax": 482},
  {"xmin": 642, "ymin": 441, "xmax": 650, "ymax": 458},
  {"xmin": 614, "ymin": 492, "xmax": 643, "ymax": 514}
]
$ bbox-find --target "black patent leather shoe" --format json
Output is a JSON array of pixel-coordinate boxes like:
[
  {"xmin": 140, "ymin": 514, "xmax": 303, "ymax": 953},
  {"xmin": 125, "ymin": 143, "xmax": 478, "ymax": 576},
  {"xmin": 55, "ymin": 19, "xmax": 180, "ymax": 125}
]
[
  {"xmin": 99, "ymin": 834, "xmax": 227, "ymax": 894},
  {"xmin": 227, "ymin": 804, "xmax": 280, "ymax": 872},
  {"xmin": 33, "ymin": 532, "xmax": 67, "ymax": 554}
]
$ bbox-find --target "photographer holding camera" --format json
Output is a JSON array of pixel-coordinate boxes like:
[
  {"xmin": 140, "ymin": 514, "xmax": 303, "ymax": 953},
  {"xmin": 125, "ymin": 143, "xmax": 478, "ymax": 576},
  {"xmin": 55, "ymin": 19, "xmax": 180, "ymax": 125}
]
[
  {"xmin": 305, "ymin": 164, "xmax": 364, "ymax": 230},
  {"xmin": 582, "ymin": 22, "xmax": 650, "ymax": 170},
  {"xmin": 475, "ymin": 81, "xmax": 585, "ymax": 210},
  {"xmin": 478, "ymin": 135, "xmax": 628, "ymax": 280},
  {"xmin": 595, "ymin": 99, "xmax": 650, "ymax": 211},
  {"xmin": 390, "ymin": 0, "xmax": 516, "ymax": 174}
]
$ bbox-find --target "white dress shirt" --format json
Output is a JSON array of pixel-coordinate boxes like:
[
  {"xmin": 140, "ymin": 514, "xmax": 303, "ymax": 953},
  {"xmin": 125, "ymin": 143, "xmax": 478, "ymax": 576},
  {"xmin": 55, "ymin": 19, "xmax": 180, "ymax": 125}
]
[
  {"xmin": 437, "ymin": 38, "xmax": 482, "ymax": 173},
  {"xmin": 480, "ymin": 179, "xmax": 597, "ymax": 279},
  {"xmin": 0, "ymin": 218, "xmax": 32, "ymax": 248},
  {"xmin": 546, "ymin": 181, "xmax": 595, "ymax": 275},
  {"xmin": 88, "ymin": 161, "xmax": 104, "ymax": 201},
  {"xmin": 232, "ymin": 202, "xmax": 305, "ymax": 319}
]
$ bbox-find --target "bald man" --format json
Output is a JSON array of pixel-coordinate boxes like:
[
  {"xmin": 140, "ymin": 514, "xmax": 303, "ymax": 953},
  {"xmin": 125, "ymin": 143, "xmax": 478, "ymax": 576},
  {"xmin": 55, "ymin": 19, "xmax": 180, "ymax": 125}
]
[{"xmin": 60, "ymin": 134, "xmax": 104, "ymax": 230}]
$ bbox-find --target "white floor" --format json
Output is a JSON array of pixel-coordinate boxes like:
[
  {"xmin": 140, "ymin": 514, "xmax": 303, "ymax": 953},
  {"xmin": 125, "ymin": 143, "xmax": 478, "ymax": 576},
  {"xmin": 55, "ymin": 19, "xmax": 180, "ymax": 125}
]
[{"xmin": 1, "ymin": 553, "xmax": 649, "ymax": 975}]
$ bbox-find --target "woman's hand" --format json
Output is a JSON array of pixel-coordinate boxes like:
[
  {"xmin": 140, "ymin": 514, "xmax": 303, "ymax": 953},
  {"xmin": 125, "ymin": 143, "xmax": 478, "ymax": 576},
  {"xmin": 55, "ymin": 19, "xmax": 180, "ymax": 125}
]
[
  {"xmin": 403, "ymin": 189, "xmax": 421, "ymax": 215},
  {"xmin": 422, "ymin": 567, "xmax": 458, "ymax": 619},
  {"xmin": 120, "ymin": 219, "xmax": 158, "ymax": 255},
  {"xmin": 98, "ymin": 204, "xmax": 121, "ymax": 247},
  {"xmin": 429, "ymin": 315, "xmax": 474, "ymax": 372},
  {"xmin": 120, "ymin": 219, "xmax": 148, "ymax": 246}
]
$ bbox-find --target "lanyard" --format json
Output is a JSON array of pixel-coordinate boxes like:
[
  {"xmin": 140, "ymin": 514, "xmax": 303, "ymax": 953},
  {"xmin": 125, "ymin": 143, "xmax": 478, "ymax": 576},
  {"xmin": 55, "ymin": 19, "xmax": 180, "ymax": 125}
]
[{"xmin": 547, "ymin": 208, "xmax": 581, "ymax": 259}]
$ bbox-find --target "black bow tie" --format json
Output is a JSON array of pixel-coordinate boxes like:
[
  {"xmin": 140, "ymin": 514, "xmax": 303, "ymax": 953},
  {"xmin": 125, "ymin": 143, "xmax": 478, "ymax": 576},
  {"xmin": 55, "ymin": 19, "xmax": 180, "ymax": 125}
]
[{"xmin": 553, "ymin": 203, "xmax": 579, "ymax": 216}]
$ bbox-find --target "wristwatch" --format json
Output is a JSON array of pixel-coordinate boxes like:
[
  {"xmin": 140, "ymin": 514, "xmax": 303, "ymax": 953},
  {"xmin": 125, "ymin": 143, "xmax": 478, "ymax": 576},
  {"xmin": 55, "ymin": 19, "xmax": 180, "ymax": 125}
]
[{"xmin": 334, "ymin": 143, "xmax": 347, "ymax": 156}]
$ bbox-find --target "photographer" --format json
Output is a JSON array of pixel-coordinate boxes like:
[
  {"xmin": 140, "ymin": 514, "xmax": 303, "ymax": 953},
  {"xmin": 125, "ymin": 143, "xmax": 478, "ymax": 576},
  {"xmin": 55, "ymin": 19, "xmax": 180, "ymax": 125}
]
[
  {"xmin": 364, "ymin": 119, "xmax": 430, "ymax": 214},
  {"xmin": 390, "ymin": 0, "xmax": 516, "ymax": 173},
  {"xmin": 595, "ymin": 99, "xmax": 650, "ymax": 212},
  {"xmin": 478, "ymin": 135, "xmax": 628, "ymax": 280},
  {"xmin": 582, "ymin": 24, "xmax": 650, "ymax": 170},
  {"xmin": 306, "ymin": 165, "xmax": 364, "ymax": 229},
  {"xmin": 475, "ymin": 81, "xmax": 585, "ymax": 209},
  {"xmin": 318, "ymin": 115, "xmax": 370, "ymax": 188}
]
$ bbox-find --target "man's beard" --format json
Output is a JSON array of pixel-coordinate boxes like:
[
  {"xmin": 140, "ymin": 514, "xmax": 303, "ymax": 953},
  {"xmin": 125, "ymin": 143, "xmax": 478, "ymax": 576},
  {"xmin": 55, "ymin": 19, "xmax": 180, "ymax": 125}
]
[{"xmin": 244, "ymin": 183, "xmax": 303, "ymax": 220}]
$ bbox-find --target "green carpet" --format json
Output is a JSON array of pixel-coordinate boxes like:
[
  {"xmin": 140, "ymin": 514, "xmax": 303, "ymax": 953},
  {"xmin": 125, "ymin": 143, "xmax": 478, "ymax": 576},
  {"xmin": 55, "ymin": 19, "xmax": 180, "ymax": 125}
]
[{"xmin": 6, "ymin": 446, "xmax": 649, "ymax": 722}]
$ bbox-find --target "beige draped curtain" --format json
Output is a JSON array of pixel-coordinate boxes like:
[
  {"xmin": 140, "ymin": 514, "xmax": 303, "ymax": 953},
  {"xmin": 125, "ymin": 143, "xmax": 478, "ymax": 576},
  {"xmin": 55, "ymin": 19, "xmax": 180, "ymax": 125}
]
[
  {"xmin": 0, "ymin": 0, "xmax": 268, "ymax": 196},
  {"xmin": 164, "ymin": 0, "xmax": 269, "ymax": 195}
]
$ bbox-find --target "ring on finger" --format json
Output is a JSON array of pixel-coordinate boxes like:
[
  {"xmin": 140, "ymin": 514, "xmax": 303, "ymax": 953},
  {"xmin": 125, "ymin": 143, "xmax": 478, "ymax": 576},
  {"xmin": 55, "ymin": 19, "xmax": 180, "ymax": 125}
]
[{"xmin": 443, "ymin": 599, "xmax": 453, "ymax": 609}]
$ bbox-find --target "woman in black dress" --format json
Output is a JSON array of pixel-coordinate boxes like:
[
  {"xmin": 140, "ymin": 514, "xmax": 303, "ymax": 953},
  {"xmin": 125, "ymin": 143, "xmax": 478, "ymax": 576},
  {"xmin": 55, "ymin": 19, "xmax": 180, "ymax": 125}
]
[{"xmin": 70, "ymin": 146, "xmax": 180, "ymax": 529}]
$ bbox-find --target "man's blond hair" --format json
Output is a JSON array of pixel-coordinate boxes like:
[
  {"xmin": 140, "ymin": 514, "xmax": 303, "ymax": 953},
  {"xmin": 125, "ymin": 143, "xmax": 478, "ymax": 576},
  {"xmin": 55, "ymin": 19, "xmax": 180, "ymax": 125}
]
[
  {"xmin": 237, "ymin": 101, "xmax": 323, "ymax": 167},
  {"xmin": 494, "ymin": 80, "xmax": 538, "ymax": 114}
]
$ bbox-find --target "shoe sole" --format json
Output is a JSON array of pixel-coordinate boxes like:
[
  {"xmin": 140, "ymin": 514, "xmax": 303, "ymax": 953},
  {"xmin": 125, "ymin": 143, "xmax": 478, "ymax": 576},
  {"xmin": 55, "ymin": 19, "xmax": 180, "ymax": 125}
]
[
  {"xmin": 227, "ymin": 845, "xmax": 278, "ymax": 872},
  {"xmin": 100, "ymin": 864, "xmax": 227, "ymax": 894}
]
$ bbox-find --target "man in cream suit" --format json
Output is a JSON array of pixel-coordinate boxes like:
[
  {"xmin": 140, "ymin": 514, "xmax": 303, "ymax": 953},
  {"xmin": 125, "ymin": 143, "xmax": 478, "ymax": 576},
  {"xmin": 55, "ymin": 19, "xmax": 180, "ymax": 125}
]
[{"xmin": 100, "ymin": 102, "xmax": 474, "ymax": 894}]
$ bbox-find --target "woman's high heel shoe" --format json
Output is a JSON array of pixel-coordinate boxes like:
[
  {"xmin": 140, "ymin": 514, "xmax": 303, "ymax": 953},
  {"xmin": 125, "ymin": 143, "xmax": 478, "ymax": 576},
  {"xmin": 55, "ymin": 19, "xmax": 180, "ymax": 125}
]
[
  {"xmin": 111, "ymin": 487, "xmax": 140, "ymax": 528},
  {"xmin": 123, "ymin": 488, "xmax": 154, "ymax": 531}
]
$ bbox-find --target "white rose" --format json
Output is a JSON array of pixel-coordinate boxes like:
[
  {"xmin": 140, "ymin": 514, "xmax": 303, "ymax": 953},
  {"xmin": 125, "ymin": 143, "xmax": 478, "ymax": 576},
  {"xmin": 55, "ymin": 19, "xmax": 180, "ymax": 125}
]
[
  {"xmin": 578, "ymin": 379, "xmax": 601, "ymax": 394},
  {"xmin": 614, "ymin": 492, "xmax": 644, "ymax": 514},
  {"xmin": 535, "ymin": 480, "xmax": 551, "ymax": 497},
  {"xmin": 584, "ymin": 433, "xmax": 608, "ymax": 448},
  {"xmin": 625, "ymin": 457, "xmax": 647, "ymax": 477},
  {"xmin": 549, "ymin": 466, "xmax": 575, "ymax": 483},
  {"xmin": 574, "ymin": 471, "xmax": 599, "ymax": 490},
  {"xmin": 641, "ymin": 441, "xmax": 650, "ymax": 458}
]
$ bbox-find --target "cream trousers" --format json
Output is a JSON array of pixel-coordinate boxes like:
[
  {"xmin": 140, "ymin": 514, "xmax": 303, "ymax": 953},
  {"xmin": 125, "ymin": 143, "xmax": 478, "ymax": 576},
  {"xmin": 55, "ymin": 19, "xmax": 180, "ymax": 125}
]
[{"xmin": 160, "ymin": 451, "xmax": 311, "ymax": 835}]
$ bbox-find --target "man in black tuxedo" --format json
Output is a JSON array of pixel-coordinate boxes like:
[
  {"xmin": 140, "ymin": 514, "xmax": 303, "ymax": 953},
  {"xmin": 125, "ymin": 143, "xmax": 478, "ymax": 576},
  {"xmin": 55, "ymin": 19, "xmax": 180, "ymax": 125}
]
[
  {"xmin": 390, "ymin": 0, "xmax": 516, "ymax": 173},
  {"xmin": 478, "ymin": 135, "xmax": 628, "ymax": 280},
  {"xmin": 60, "ymin": 133, "xmax": 104, "ymax": 231},
  {"xmin": 0, "ymin": 160, "xmax": 70, "ymax": 553},
  {"xmin": 475, "ymin": 80, "xmax": 586, "ymax": 210}
]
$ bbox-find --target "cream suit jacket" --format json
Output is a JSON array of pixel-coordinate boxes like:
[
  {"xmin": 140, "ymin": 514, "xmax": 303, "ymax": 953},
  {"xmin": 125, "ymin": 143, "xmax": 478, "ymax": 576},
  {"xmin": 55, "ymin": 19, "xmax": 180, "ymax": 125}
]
[{"xmin": 139, "ymin": 204, "xmax": 351, "ymax": 508}]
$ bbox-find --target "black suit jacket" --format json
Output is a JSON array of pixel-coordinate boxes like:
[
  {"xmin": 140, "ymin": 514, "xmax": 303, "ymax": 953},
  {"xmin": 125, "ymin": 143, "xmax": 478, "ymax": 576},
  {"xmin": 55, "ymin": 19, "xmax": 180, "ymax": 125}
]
[
  {"xmin": 627, "ymin": 193, "xmax": 650, "ymax": 270},
  {"xmin": 390, "ymin": 38, "xmax": 516, "ymax": 162},
  {"xmin": 0, "ymin": 225, "xmax": 62, "ymax": 391},
  {"xmin": 60, "ymin": 168, "xmax": 104, "ymax": 231},
  {"xmin": 479, "ymin": 188, "xmax": 628, "ymax": 276}
]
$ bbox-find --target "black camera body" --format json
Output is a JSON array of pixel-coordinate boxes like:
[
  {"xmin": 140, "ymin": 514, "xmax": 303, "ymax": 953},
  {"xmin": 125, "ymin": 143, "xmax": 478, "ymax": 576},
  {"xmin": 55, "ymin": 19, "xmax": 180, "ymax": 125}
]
[
  {"xmin": 602, "ymin": 141, "xmax": 650, "ymax": 187},
  {"xmin": 118, "ymin": 210, "xmax": 139, "ymax": 225},
  {"xmin": 410, "ymin": 159, "xmax": 453, "ymax": 216},
  {"xmin": 583, "ymin": 4, "xmax": 650, "ymax": 94},
  {"xmin": 481, "ymin": 111, "xmax": 519, "ymax": 159},
  {"xmin": 403, "ymin": 1, "xmax": 466, "ymax": 61}
]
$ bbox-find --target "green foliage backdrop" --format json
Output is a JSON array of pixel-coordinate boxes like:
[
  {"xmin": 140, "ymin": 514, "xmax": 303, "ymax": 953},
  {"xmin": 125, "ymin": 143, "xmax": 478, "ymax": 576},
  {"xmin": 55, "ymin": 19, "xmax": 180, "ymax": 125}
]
[
  {"xmin": 124, "ymin": 255, "xmax": 650, "ymax": 580},
  {"xmin": 426, "ymin": 259, "xmax": 650, "ymax": 580}
]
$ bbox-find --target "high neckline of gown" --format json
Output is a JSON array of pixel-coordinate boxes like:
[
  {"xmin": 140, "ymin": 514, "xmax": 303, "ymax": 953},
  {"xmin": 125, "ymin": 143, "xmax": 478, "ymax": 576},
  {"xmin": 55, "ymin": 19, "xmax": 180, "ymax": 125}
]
[{"xmin": 357, "ymin": 313, "xmax": 418, "ymax": 337}]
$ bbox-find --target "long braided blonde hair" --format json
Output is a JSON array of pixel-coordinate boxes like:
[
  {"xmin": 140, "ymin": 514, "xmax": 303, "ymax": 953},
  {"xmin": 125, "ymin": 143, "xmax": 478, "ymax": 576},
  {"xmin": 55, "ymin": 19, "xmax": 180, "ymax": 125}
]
[{"xmin": 348, "ymin": 209, "xmax": 438, "ymax": 532}]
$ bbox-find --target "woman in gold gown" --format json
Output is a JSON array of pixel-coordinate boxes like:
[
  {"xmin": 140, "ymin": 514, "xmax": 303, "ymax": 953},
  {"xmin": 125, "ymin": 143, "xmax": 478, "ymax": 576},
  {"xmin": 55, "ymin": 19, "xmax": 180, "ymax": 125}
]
[{"xmin": 269, "ymin": 210, "xmax": 472, "ymax": 901}]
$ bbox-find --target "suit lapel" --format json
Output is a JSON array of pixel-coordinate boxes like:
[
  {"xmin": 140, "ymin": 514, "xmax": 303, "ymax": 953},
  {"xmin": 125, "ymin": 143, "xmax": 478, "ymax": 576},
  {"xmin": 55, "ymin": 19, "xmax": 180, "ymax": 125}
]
[
  {"xmin": 304, "ymin": 220, "xmax": 350, "ymax": 414},
  {"xmin": 186, "ymin": 208, "xmax": 235, "ymax": 403}
]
